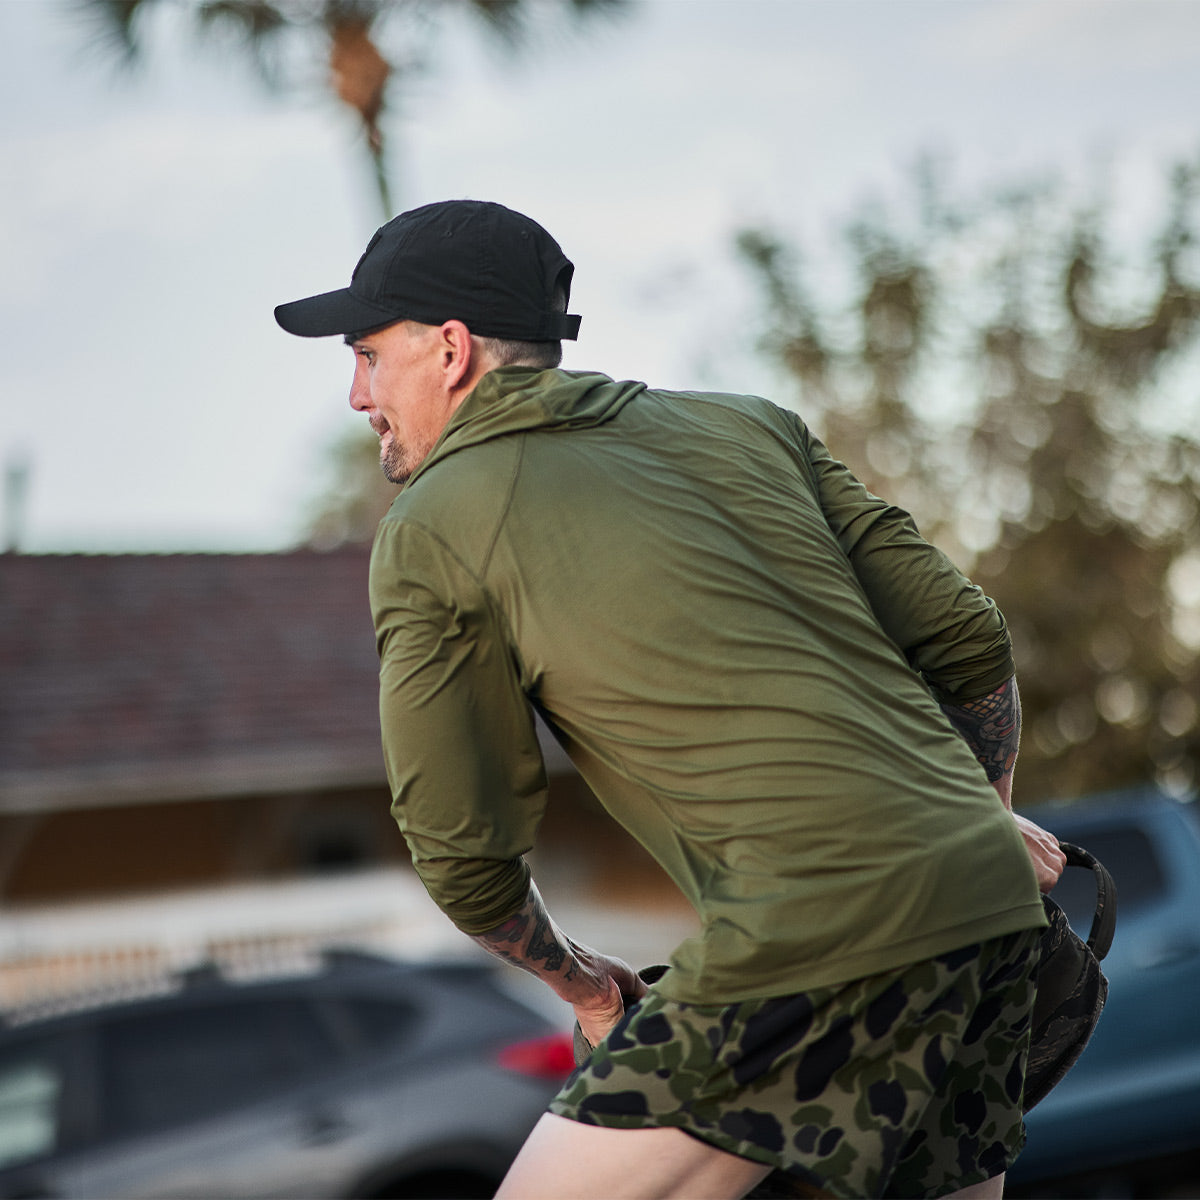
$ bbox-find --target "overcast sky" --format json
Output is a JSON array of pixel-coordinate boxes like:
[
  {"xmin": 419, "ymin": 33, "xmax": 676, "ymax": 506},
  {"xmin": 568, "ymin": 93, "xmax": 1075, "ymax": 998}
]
[{"xmin": 4, "ymin": 0, "xmax": 1199, "ymax": 553}]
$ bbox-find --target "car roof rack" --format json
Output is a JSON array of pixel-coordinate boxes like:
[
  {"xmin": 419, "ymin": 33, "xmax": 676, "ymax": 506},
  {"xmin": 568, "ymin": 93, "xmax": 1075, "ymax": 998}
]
[
  {"xmin": 179, "ymin": 962, "xmax": 226, "ymax": 990},
  {"xmin": 321, "ymin": 947, "xmax": 395, "ymax": 969}
]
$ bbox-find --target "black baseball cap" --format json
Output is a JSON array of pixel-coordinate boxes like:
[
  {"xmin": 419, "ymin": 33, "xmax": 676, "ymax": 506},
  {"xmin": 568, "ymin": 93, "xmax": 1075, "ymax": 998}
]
[{"xmin": 274, "ymin": 199, "xmax": 581, "ymax": 342}]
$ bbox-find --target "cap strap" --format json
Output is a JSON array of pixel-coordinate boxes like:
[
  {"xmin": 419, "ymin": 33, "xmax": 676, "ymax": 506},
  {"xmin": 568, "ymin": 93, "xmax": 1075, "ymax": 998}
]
[{"xmin": 549, "ymin": 313, "xmax": 582, "ymax": 340}]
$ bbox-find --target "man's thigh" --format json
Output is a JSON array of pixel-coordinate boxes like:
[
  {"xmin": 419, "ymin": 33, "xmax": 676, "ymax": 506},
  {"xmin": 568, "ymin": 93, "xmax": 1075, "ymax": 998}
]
[{"xmin": 496, "ymin": 1113, "xmax": 772, "ymax": 1200}]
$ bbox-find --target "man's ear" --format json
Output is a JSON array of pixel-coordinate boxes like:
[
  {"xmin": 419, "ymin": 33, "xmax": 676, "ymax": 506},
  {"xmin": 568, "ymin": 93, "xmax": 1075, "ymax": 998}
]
[{"xmin": 438, "ymin": 320, "xmax": 474, "ymax": 391}]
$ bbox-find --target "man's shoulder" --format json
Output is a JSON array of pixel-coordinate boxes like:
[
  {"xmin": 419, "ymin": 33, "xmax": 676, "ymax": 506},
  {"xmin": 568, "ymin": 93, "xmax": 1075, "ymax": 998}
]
[
  {"xmin": 645, "ymin": 382, "xmax": 803, "ymax": 426},
  {"xmin": 368, "ymin": 505, "xmax": 489, "ymax": 619},
  {"xmin": 625, "ymin": 384, "xmax": 812, "ymax": 461}
]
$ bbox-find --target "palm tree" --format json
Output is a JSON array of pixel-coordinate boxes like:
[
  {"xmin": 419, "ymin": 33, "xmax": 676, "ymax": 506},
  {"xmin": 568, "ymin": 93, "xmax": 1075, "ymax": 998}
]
[
  {"xmin": 77, "ymin": 0, "xmax": 629, "ymax": 220},
  {"xmin": 77, "ymin": 0, "xmax": 631, "ymax": 547}
]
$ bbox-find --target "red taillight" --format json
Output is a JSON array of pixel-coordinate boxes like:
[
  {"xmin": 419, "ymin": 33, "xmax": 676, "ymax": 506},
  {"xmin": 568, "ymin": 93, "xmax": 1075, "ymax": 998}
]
[{"xmin": 496, "ymin": 1032, "xmax": 577, "ymax": 1080}]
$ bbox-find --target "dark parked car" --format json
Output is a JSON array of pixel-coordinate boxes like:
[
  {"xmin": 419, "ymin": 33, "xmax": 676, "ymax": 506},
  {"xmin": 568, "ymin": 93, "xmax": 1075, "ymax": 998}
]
[
  {"xmin": 0, "ymin": 951, "xmax": 575, "ymax": 1199},
  {"xmin": 1009, "ymin": 787, "xmax": 1200, "ymax": 1197}
]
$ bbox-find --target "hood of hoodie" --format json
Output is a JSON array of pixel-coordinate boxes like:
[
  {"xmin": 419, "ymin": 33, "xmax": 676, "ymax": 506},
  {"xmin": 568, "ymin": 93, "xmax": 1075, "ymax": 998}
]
[{"xmin": 404, "ymin": 367, "xmax": 646, "ymax": 489}]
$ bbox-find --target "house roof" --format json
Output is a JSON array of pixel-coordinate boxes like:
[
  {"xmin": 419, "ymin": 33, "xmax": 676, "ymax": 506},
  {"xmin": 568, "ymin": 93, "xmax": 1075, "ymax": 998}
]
[
  {"xmin": 2, "ymin": 550, "xmax": 574, "ymax": 814},
  {"xmin": 1, "ymin": 550, "xmax": 388, "ymax": 813}
]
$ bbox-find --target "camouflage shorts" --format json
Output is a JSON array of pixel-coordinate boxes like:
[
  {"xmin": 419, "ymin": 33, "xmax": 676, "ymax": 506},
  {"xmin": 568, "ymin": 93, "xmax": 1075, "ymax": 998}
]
[{"xmin": 550, "ymin": 927, "xmax": 1042, "ymax": 1199}]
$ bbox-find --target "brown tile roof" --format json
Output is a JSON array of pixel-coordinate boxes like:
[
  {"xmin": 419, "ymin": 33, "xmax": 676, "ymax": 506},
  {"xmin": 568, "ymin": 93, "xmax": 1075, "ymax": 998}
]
[
  {"xmin": 1, "ymin": 550, "xmax": 385, "ymax": 812},
  {"xmin": 1, "ymin": 550, "xmax": 573, "ymax": 814}
]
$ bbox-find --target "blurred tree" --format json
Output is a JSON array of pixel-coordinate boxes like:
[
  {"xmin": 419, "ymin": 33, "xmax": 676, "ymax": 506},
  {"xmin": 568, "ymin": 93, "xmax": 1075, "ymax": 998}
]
[
  {"xmin": 77, "ymin": 0, "xmax": 629, "ymax": 220},
  {"xmin": 737, "ymin": 160, "xmax": 1200, "ymax": 804},
  {"xmin": 304, "ymin": 419, "xmax": 398, "ymax": 550}
]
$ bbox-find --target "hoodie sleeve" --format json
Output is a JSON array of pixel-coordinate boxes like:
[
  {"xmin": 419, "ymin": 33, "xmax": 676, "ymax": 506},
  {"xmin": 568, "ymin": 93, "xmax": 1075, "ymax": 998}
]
[
  {"xmin": 790, "ymin": 417, "xmax": 1013, "ymax": 704},
  {"xmin": 368, "ymin": 517, "xmax": 548, "ymax": 935}
]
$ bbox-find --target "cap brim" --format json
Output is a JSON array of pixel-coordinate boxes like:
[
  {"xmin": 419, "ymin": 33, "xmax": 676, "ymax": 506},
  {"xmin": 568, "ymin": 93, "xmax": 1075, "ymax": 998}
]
[{"xmin": 273, "ymin": 287, "xmax": 403, "ymax": 338}]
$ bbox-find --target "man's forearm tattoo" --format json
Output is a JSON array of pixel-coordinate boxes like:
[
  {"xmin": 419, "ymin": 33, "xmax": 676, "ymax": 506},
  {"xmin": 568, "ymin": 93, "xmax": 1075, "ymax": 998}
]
[
  {"xmin": 526, "ymin": 910, "xmax": 570, "ymax": 972},
  {"xmin": 473, "ymin": 885, "xmax": 579, "ymax": 983},
  {"xmin": 941, "ymin": 677, "xmax": 1022, "ymax": 784}
]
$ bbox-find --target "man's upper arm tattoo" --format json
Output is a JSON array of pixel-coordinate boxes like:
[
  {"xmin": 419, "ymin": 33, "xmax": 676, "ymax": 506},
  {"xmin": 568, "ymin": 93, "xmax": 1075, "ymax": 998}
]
[{"xmin": 941, "ymin": 677, "xmax": 1022, "ymax": 783}]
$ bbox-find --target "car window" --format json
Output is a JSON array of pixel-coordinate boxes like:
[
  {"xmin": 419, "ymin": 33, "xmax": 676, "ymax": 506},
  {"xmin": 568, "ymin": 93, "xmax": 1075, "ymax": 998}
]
[
  {"xmin": 0, "ymin": 1048, "xmax": 65, "ymax": 1169},
  {"xmin": 99, "ymin": 997, "xmax": 337, "ymax": 1138},
  {"xmin": 332, "ymin": 996, "xmax": 420, "ymax": 1052},
  {"xmin": 1051, "ymin": 825, "xmax": 1166, "ymax": 932}
]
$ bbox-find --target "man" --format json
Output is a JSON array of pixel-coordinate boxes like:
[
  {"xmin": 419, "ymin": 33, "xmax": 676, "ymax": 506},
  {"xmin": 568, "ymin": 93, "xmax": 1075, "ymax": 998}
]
[{"xmin": 275, "ymin": 199, "xmax": 1065, "ymax": 1199}]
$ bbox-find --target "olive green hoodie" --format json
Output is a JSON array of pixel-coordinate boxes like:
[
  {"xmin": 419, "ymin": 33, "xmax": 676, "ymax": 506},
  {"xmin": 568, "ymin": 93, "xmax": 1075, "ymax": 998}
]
[{"xmin": 369, "ymin": 367, "xmax": 1044, "ymax": 1004}]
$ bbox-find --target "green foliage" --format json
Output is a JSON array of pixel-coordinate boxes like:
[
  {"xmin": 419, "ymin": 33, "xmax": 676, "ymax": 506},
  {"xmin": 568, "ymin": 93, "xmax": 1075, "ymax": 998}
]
[
  {"xmin": 738, "ymin": 160, "xmax": 1200, "ymax": 804},
  {"xmin": 305, "ymin": 424, "xmax": 400, "ymax": 551}
]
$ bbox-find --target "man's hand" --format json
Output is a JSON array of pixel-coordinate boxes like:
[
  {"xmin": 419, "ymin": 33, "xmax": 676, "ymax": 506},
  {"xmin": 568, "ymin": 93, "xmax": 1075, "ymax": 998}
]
[
  {"xmin": 574, "ymin": 958, "xmax": 648, "ymax": 1049},
  {"xmin": 1014, "ymin": 812, "xmax": 1066, "ymax": 892}
]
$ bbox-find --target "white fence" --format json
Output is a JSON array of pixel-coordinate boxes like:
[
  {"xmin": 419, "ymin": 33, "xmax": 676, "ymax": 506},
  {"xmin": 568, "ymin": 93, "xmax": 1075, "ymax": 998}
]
[{"xmin": 0, "ymin": 869, "xmax": 698, "ymax": 1017}]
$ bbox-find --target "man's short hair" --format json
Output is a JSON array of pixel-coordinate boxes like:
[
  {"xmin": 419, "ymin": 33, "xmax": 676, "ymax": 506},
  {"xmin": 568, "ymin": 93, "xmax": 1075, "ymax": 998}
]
[{"xmin": 476, "ymin": 336, "xmax": 563, "ymax": 369}]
